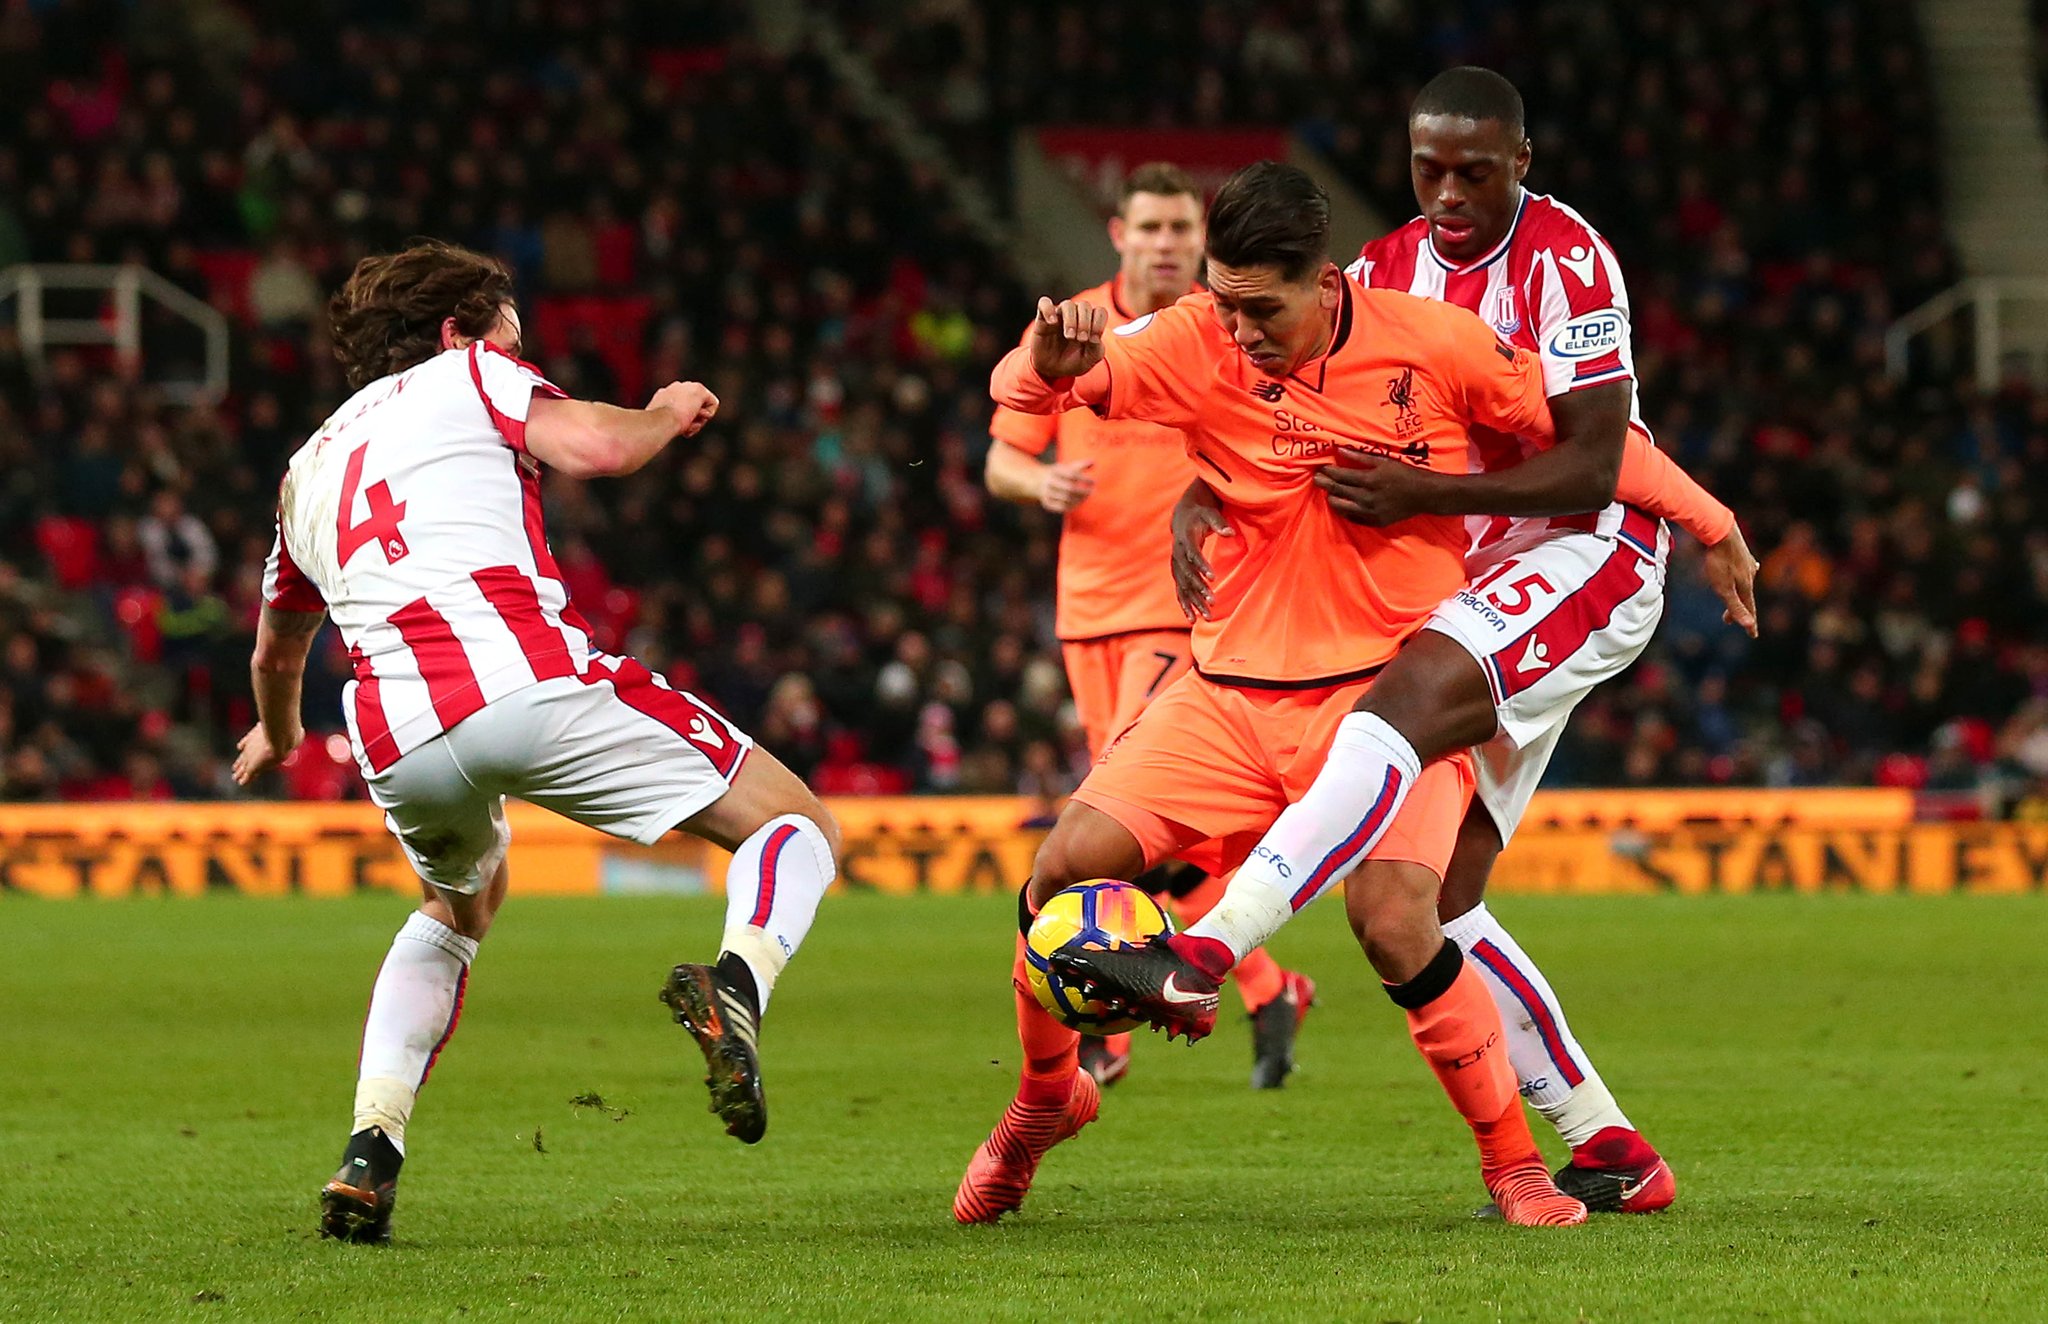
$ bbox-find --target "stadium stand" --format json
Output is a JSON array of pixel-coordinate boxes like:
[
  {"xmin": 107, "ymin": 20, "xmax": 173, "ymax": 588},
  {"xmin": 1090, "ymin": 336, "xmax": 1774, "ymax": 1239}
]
[
  {"xmin": 0, "ymin": 1, "xmax": 1082, "ymax": 802},
  {"xmin": 839, "ymin": 0, "xmax": 2047, "ymax": 809},
  {"xmin": 1, "ymin": 0, "xmax": 2042, "ymax": 813}
]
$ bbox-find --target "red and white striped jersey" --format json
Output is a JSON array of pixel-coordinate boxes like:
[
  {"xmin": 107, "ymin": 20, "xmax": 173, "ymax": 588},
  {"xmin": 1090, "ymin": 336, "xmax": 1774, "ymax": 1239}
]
[
  {"xmin": 262, "ymin": 341, "xmax": 594, "ymax": 773},
  {"xmin": 1348, "ymin": 191, "xmax": 1662, "ymax": 565}
]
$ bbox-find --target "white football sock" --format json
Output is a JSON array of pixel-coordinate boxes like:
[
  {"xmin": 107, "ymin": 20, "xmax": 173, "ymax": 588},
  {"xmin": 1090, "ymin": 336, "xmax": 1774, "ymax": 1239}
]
[
  {"xmin": 720, "ymin": 813, "xmax": 835, "ymax": 1013},
  {"xmin": 354, "ymin": 910, "xmax": 479, "ymax": 1154},
  {"xmin": 1186, "ymin": 712, "xmax": 1420, "ymax": 961},
  {"xmin": 1442, "ymin": 902, "xmax": 1632, "ymax": 1149}
]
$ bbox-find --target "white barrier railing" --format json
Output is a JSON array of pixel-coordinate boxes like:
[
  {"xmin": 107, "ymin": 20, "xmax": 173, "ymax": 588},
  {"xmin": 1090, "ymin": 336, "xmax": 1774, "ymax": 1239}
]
[
  {"xmin": 0, "ymin": 263, "xmax": 229, "ymax": 405},
  {"xmin": 1885, "ymin": 277, "xmax": 2048, "ymax": 391}
]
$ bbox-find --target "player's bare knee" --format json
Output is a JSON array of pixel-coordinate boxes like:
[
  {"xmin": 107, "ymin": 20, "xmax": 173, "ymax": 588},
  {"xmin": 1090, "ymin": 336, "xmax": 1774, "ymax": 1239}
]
[
  {"xmin": 422, "ymin": 894, "xmax": 495, "ymax": 942},
  {"xmin": 785, "ymin": 790, "xmax": 843, "ymax": 862},
  {"xmin": 814, "ymin": 806, "xmax": 843, "ymax": 863},
  {"xmin": 1345, "ymin": 866, "xmax": 1446, "ymax": 978},
  {"xmin": 1357, "ymin": 910, "xmax": 1441, "ymax": 982},
  {"xmin": 1028, "ymin": 803, "xmax": 1144, "ymax": 908},
  {"xmin": 1027, "ymin": 836, "xmax": 1086, "ymax": 908}
]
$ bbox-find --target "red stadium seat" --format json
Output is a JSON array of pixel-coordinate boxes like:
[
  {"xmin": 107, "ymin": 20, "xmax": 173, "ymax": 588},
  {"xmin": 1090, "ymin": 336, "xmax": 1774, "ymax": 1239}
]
[
  {"xmin": 34, "ymin": 515, "xmax": 99, "ymax": 589},
  {"xmin": 193, "ymin": 249, "xmax": 260, "ymax": 323},
  {"xmin": 529, "ymin": 296, "xmax": 653, "ymax": 402},
  {"xmin": 113, "ymin": 586, "xmax": 164, "ymax": 663}
]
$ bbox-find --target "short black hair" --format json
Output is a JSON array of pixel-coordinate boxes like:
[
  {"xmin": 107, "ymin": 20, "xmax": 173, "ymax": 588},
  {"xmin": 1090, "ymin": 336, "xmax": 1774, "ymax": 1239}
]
[
  {"xmin": 1412, "ymin": 66, "xmax": 1525, "ymax": 138},
  {"xmin": 1204, "ymin": 161, "xmax": 1329, "ymax": 282}
]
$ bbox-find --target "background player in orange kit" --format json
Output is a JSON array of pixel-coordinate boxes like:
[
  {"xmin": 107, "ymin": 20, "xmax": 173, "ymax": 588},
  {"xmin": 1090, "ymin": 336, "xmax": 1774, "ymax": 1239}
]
[
  {"xmin": 984, "ymin": 163, "xmax": 1313, "ymax": 1090},
  {"xmin": 957, "ymin": 162, "xmax": 1587, "ymax": 1229}
]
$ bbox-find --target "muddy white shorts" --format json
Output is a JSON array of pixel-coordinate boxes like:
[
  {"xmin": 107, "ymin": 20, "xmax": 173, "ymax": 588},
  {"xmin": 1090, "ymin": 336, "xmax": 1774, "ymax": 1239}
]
[
  {"xmin": 1424, "ymin": 529, "xmax": 1665, "ymax": 843},
  {"xmin": 358, "ymin": 654, "xmax": 753, "ymax": 893}
]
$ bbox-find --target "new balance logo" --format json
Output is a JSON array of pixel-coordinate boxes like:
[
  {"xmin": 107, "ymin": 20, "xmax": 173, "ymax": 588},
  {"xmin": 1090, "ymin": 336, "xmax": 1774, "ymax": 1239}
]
[
  {"xmin": 1559, "ymin": 245, "xmax": 1598, "ymax": 287},
  {"xmin": 1518, "ymin": 637, "xmax": 1552, "ymax": 673},
  {"xmin": 1250, "ymin": 380, "xmax": 1285, "ymax": 402}
]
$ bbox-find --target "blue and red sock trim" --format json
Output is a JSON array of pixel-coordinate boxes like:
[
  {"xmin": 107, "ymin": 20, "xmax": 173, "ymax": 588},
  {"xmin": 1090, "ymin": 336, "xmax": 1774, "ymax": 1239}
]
[
  {"xmin": 750, "ymin": 824, "xmax": 799, "ymax": 928},
  {"xmin": 1469, "ymin": 938, "xmax": 1585, "ymax": 1087},
  {"xmin": 1289, "ymin": 765, "xmax": 1403, "ymax": 911},
  {"xmin": 418, "ymin": 967, "xmax": 468, "ymax": 1087}
]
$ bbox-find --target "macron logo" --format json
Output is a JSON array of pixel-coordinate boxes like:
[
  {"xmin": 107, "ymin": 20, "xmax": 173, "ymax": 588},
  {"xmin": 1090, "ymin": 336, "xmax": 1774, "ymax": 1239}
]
[
  {"xmin": 1518, "ymin": 638, "xmax": 1552, "ymax": 674},
  {"xmin": 1559, "ymin": 245, "xmax": 1598, "ymax": 287},
  {"xmin": 687, "ymin": 714, "xmax": 727, "ymax": 750}
]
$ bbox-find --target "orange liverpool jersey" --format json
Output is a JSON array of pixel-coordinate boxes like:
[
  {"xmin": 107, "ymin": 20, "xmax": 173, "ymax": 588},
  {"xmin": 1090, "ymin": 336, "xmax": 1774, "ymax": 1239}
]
[
  {"xmin": 989, "ymin": 277, "xmax": 1195, "ymax": 641},
  {"xmin": 992, "ymin": 280, "xmax": 1555, "ymax": 686}
]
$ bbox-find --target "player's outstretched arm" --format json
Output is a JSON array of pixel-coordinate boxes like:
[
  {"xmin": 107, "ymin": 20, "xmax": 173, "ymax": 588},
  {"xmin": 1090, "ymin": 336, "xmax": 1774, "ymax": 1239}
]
[
  {"xmin": 990, "ymin": 298, "xmax": 1110, "ymax": 415},
  {"xmin": 1612, "ymin": 433, "xmax": 1758, "ymax": 635},
  {"xmin": 1613, "ymin": 431, "xmax": 1733, "ymax": 545},
  {"xmin": 232, "ymin": 603, "xmax": 326, "ymax": 785},
  {"xmin": 1316, "ymin": 382, "xmax": 1628, "ymax": 526},
  {"xmin": 525, "ymin": 381, "xmax": 718, "ymax": 479}
]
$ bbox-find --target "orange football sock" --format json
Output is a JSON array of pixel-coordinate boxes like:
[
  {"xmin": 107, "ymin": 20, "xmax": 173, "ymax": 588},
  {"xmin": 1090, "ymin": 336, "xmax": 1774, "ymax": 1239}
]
[
  {"xmin": 1231, "ymin": 948, "xmax": 1285, "ymax": 1012},
  {"xmin": 1395, "ymin": 942, "xmax": 1541, "ymax": 1174},
  {"xmin": 1013, "ymin": 936, "xmax": 1079, "ymax": 1108}
]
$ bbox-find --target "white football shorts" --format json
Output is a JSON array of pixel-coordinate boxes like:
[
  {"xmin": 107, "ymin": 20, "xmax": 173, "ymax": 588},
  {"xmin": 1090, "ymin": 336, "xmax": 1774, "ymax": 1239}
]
[
  {"xmin": 358, "ymin": 654, "xmax": 754, "ymax": 893},
  {"xmin": 1424, "ymin": 529, "xmax": 1665, "ymax": 843}
]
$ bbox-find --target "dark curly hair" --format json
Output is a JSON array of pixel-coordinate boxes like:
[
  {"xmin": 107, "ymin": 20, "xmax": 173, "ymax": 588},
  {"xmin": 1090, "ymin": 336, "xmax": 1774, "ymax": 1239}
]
[{"xmin": 329, "ymin": 240, "xmax": 514, "ymax": 389}]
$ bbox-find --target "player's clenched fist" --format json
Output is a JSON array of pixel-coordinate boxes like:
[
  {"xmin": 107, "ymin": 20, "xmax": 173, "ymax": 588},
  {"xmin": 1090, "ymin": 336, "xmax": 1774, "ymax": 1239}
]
[
  {"xmin": 1028, "ymin": 297, "xmax": 1108, "ymax": 381},
  {"xmin": 651, "ymin": 381, "xmax": 719, "ymax": 437}
]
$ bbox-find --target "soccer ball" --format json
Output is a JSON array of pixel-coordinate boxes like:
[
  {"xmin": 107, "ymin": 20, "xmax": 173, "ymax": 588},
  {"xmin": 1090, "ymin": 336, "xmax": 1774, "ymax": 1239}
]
[{"xmin": 1023, "ymin": 880, "xmax": 1174, "ymax": 1034}]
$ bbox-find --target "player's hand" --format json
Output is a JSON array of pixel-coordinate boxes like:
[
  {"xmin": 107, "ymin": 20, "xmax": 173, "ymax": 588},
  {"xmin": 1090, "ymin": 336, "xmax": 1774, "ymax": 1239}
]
[
  {"xmin": 1704, "ymin": 523, "xmax": 1760, "ymax": 637},
  {"xmin": 1027, "ymin": 297, "xmax": 1108, "ymax": 381},
  {"xmin": 1171, "ymin": 487, "xmax": 1235, "ymax": 620},
  {"xmin": 1039, "ymin": 459, "xmax": 1096, "ymax": 513},
  {"xmin": 651, "ymin": 381, "xmax": 719, "ymax": 437},
  {"xmin": 1314, "ymin": 448, "xmax": 1447, "ymax": 526},
  {"xmin": 231, "ymin": 723, "xmax": 302, "ymax": 786}
]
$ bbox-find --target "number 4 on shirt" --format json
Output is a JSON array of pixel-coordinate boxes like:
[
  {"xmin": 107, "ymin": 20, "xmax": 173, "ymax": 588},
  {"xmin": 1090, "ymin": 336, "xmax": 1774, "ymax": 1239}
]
[{"xmin": 337, "ymin": 441, "xmax": 410, "ymax": 566}]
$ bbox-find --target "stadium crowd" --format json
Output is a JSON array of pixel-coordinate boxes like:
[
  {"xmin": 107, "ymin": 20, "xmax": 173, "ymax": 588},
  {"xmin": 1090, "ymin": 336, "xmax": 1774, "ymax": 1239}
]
[{"xmin": 2, "ymin": 0, "xmax": 2044, "ymax": 815}]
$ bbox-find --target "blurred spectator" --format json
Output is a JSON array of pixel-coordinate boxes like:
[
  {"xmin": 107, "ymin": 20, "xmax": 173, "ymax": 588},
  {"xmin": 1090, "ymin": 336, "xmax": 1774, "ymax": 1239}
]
[{"xmin": 136, "ymin": 488, "xmax": 218, "ymax": 589}]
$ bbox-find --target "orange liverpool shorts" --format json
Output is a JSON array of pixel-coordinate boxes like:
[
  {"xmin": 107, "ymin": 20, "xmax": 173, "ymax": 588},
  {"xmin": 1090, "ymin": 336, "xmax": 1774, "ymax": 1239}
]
[
  {"xmin": 1071, "ymin": 669, "xmax": 1474, "ymax": 879},
  {"xmin": 1061, "ymin": 628, "xmax": 1195, "ymax": 759}
]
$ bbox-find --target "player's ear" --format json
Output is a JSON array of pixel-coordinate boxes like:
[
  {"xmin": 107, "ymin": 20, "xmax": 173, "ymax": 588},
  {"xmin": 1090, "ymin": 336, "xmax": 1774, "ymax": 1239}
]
[
  {"xmin": 1318, "ymin": 263, "xmax": 1343, "ymax": 308},
  {"xmin": 1107, "ymin": 214, "xmax": 1126, "ymax": 253},
  {"xmin": 438, "ymin": 316, "xmax": 464, "ymax": 351},
  {"xmin": 1514, "ymin": 136, "xmax": 1532, "ymax": 183}
]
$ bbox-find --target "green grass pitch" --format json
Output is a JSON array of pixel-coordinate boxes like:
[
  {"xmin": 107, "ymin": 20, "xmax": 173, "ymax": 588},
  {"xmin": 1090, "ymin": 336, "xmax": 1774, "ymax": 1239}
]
[{"xmin": 4, "ymin": 890, "xmax": 2046, "ymax": 1322}]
